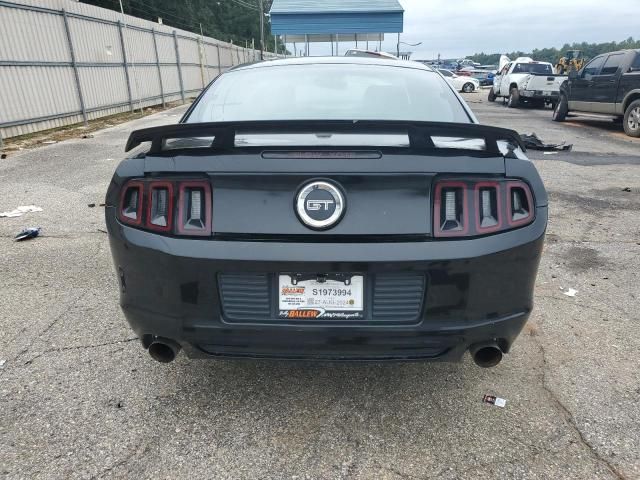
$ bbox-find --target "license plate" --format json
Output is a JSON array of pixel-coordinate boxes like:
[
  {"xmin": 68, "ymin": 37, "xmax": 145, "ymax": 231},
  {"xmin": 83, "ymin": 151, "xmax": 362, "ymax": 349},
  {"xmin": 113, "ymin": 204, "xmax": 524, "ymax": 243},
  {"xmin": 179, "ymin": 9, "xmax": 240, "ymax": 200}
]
[
  {"xmin": 278, "ymin": 274, "xmax": 364, "ymax": 320},
  {"xmin": 543, "ymin": 91, "xmax": 551, "ymax": 96}
]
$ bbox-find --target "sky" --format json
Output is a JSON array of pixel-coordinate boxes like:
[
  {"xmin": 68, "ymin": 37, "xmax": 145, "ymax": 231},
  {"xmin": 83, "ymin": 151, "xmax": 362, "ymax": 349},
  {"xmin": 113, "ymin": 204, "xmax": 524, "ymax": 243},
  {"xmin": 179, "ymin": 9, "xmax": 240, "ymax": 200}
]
[{"xmin": 288, "ymin": 0, "xmax": 640, "ymax": 59}]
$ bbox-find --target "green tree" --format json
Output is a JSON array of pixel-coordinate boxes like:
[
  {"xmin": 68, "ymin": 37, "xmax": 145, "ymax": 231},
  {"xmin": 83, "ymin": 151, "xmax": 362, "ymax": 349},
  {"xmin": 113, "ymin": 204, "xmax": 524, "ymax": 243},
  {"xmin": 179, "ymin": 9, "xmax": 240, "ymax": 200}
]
[
  {"xmin": 84, "ymin": 0, "xmax": 286, "ymax": 53},
  {"xmin": 469, "ymin": 38, "xmax": 640, "ymax": 66}
]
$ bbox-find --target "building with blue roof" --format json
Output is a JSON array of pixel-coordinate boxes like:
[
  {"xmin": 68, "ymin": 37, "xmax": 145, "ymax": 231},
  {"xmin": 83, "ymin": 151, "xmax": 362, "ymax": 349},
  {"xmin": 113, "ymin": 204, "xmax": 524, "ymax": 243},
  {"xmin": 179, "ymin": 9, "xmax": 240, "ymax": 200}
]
[{"xmin": 269, "ymin": 0, "xmax": 404, "ymax": 56}]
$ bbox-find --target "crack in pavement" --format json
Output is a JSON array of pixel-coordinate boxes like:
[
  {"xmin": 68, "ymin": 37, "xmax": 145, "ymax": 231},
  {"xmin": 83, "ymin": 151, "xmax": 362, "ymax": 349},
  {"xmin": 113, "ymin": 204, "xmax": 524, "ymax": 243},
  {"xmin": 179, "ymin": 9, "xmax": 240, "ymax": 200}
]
[
  {"xmin": 442, "ymin": 458, "xmax": 514, "ymax": 479},
  {"xmin": 374, "ymin": 462, "xmax": 418, "ymax": 480},
  {"xmin": 0, "ymin": 290, "xmax": 91, "ymax": 379},
  {"xmin": 22, "ymin": 337, "xmax": 139, "ymax": 366},
  {"xmin": 2, "ymin": 239, "xmax": 111, "ymax": 376},
  {"xmin": 532, "ymin": 337, "xmax": 627, "ymax": 480},
  {"xmin": 89, "ymin": 444, "xmax": 150, "ymax": 480},
  {"xmin": 545, "ymin": 237, "xmax": 640, "ymax": 245}
]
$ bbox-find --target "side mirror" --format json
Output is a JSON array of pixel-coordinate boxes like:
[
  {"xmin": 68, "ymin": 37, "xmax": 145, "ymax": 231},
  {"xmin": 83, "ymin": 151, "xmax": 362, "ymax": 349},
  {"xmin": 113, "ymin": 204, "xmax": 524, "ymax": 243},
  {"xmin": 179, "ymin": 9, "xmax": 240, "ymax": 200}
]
[{"xmin": 568, "ymin": 69, "xmax": 578, "ymax": 80}]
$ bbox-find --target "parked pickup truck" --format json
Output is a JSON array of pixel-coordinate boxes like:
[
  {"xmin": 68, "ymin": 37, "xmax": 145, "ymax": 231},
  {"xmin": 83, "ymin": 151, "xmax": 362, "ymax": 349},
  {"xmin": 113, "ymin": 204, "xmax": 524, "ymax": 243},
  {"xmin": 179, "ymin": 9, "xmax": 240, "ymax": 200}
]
[
  {"xmin": 552, "ymin": 49, "xmax": 640, "ymax": 137},
  {"xmin": 488, "ymin": 57, "xmax": 565, "ymax": 109}
]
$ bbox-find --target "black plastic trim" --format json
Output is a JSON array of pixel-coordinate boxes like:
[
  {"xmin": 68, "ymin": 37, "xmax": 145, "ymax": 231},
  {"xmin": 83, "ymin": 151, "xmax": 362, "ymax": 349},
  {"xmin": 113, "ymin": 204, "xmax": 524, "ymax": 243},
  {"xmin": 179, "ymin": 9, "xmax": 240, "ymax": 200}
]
[{"xmin": 125, "ymin": 120, "xmax": 525, "ymax": 155}]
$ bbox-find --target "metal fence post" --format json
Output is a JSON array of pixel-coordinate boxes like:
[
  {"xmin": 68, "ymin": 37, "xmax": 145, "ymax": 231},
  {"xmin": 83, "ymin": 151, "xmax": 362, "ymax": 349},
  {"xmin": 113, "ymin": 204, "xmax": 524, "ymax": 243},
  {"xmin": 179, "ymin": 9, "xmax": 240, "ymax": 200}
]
[
  {"xmin": 62, "ymin": 9, "xmax": 88, "ymax": 126},
  {"xmin": 151, "ymin": 28, "xmax": 165, "ymax": 108},
  {"xmin": 117, "ymin": 20, "xmax": 134, "ymax": 111},
  {"xmin": 173, "ymin": 31, "xmax": 185, "ymax": 103},
  {"xmin": 197, "ymin": 37, "xmax": 205, "ymax": 88},
  {"xmin": 216, "ymin": 44, "xmax": 222, "ymax": 75}
]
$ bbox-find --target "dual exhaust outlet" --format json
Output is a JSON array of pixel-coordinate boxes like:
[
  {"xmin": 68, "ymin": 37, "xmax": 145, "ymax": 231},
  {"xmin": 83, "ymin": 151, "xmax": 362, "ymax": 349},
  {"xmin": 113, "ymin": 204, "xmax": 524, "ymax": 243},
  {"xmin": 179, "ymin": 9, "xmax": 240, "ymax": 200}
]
[{"xmin": 143, "ymin": 336, "xmax": 504, "ymax": 367}]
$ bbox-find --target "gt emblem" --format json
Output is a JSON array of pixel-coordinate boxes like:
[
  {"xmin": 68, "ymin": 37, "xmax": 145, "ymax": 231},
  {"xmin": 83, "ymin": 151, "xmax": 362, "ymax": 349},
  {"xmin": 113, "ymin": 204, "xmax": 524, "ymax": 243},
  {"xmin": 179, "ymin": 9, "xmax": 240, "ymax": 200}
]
[
  {"xmin": 306, "ymin": 199, "xmax": 335, "ymax": 211},
  {"xmin": 296, "ymin": 181, "xmax": 345, "ymax": 230}
]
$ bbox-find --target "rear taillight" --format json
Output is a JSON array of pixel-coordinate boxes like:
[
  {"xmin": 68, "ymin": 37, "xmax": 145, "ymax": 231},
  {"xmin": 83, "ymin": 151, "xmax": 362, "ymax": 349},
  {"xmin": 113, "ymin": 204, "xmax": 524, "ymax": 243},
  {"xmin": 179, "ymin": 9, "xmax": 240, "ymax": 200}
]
[
  {"xmin": 177, "ymin": 181, "xmax": 212, "ymax": 236},
  {"xmin": 118, "ymin": 179, "xmax": 211, "ymax": 236},
  {"xmin": 507, "ymin": 181, "xmax": 534, "ymax": 227},
  {"xmin": 146, "ymin": 181, "xmax": 174, "ymax": 232},
  {"xmin": 119, "ymin": 181, "xmax": 144, "ymax": 226},
  {"xmin": 475, "ymin": 181, "xmax": 502, "ymax": 234},
  {"xmin": 434, "ymin": 178, "xmax": 534, "ymax": 237},
  {"xmin": 434, "ymin": 181, "xmax": 468, "ymax": 237}
]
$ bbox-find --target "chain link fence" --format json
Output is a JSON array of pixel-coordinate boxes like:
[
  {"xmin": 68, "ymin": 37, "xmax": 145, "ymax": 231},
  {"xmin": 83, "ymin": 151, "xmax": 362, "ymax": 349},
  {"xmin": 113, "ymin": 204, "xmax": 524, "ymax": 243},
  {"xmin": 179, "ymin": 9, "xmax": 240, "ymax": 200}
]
[{"xmin": 0, "ymin": 0, "xmax": 277, "ymax": 146}]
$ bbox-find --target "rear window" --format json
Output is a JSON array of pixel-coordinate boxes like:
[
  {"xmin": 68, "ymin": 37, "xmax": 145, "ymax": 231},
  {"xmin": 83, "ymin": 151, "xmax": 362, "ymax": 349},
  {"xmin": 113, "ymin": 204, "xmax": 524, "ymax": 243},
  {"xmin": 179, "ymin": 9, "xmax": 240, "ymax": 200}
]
[
  {"xmin": 601, "ymin": 54, "xmax": 624, "ymax": 75},
  {"xmin": 344, "ymin": 50, "xmax": 392, "ymax": 59},
  {"xmin": 512, "ymin": 63, "xmax": 553, "ymax": 74},
  {"xmin": 186, "ymin": 64, "xmax": 471, "ymax": 123}
]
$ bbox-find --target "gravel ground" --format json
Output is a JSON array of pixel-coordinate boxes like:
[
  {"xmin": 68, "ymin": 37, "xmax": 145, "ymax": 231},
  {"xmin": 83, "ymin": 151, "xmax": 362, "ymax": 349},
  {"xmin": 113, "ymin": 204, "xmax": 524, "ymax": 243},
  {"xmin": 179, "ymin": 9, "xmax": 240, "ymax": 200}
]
[{"xmin": 1, "ymin": 93, "xmax": 639, "ymax": 479}]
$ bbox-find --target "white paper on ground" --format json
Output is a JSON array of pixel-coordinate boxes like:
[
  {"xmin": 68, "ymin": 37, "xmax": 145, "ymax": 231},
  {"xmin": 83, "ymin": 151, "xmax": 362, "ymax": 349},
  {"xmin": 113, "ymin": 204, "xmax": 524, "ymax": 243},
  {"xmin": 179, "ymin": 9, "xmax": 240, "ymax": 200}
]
[{"xmin": 0, "ymin": 205, "xmax": 43, "ymax": 218}]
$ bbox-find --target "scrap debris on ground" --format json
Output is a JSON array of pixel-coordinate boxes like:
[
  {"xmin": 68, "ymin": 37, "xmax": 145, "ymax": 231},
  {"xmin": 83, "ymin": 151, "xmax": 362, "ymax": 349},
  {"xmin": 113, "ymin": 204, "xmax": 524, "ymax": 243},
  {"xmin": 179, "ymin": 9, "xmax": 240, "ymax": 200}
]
[
  {"xmin": 521, "ymin": 132, "xmax": 573, "ymax": 151},
  {"xmin": 14, "ymin": 227, "xmax": 41, "ymax": 241},
  {"xmin": 483, "ymin": 394, "xmax": 507, "ymax": 408}
]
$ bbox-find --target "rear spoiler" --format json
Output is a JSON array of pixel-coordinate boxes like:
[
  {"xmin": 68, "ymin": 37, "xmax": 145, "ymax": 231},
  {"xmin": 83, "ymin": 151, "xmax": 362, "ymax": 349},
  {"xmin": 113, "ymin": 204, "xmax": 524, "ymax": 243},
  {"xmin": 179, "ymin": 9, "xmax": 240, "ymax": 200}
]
[{"xmin": 125, "ymin": 120, "xmax": 525, "ymax": 155}]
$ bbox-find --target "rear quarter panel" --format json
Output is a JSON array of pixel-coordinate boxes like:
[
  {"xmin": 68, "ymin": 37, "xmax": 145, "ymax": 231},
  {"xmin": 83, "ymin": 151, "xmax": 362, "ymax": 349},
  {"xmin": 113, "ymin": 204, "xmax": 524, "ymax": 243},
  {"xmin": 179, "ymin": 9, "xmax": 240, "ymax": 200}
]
[{"xmin": 617, "ymin": 66, "xmax": 640, "ymax": 113}]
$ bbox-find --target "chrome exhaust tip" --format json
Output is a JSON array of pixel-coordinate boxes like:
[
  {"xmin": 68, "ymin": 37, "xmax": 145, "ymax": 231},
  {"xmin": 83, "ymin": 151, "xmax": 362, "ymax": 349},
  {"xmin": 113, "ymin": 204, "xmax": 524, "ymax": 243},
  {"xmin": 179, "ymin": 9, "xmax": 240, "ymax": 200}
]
[
  {"xmin": 148, "ymin": 337, "xmax": 181, "ymax": 363},
  {"xmin": 470, "ymin": 343, "xmax": 503, "ymax": 368}
]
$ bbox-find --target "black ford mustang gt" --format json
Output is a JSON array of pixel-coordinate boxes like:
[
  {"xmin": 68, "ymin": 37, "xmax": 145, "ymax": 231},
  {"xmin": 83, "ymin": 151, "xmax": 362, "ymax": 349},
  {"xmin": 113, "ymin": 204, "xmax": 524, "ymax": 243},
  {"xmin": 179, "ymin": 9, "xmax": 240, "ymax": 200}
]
[{"xmin": 106, "ymin": 57, "xmax": 547, "ymax": 367}]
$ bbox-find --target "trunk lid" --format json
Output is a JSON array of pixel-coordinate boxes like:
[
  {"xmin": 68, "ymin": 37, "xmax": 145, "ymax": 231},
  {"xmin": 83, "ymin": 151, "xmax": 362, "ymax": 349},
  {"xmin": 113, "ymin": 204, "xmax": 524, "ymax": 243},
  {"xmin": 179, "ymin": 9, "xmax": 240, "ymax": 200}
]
[
  {"xmin": 129, "ymin": 120, "xmax": 522, "ymax": 238},
  {"xmin": 143, "ymin": 151, "xmax": 506, "ymax": 238}
]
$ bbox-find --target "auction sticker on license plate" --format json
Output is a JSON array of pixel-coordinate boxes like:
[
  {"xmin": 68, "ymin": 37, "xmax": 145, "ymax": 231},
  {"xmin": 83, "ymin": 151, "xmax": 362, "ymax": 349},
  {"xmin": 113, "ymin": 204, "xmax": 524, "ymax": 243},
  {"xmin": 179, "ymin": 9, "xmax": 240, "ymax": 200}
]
[{"xmin": 278, "ymin": 275, "xmax": 364, "ymax": 320}]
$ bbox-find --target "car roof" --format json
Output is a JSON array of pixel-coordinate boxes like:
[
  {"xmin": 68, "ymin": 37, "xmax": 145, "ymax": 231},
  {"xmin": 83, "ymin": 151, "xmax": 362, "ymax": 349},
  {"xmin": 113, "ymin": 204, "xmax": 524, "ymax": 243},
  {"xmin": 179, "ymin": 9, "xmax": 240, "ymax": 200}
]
[
  {"xmin": 601, "ymin": 49, "xmax": 640, "ymax": 55},
  {"xmin": 229, "ymin": 56, "xmax": 434, "ymax": 72}
]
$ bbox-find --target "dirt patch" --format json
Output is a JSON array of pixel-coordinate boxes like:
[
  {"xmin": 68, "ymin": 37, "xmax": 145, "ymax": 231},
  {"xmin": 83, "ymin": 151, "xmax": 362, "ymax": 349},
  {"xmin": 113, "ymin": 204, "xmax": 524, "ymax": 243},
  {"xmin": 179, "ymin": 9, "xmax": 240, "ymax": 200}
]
[
  {"xmin": 564, "ymin": 246, "xmax": 609, "ymax": 273},
  {"xmin": 549, "ymin": 190, "xmax": 640, "ymax": 213},
  {"xmin": 1, "ymin": 100, "xmax": 187, "ymax": 154},
  {"xmin": 545, "ymin": 233, "xmax": 561, "ymax": 244},
  {"xmin": 599, "ymin": 186, "xmax": 638, "ymax": 199},
  {"xmin": 523, "ymin": 322, "xmax": 539, "ymax": 336}
]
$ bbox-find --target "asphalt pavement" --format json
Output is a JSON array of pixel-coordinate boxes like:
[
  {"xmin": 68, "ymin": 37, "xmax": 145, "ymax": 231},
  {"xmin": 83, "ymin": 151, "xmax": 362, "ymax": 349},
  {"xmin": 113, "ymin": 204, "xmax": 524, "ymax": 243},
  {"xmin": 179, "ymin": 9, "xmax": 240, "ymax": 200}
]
[{"xmin": 1, "ymin": 93, "xmax": 639, "ymax": 479}]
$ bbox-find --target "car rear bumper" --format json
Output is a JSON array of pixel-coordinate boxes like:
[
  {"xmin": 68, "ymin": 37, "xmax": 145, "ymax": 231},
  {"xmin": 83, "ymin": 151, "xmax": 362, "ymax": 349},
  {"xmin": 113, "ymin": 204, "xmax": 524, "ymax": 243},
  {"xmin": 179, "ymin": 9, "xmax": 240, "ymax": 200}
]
[
  {"xmin": 107, "ymin": 206, "xmax": 547, "ymax": 362},
  {"xmin": 520, "ymin": 90, "xmax": 560, "ymax": 99}
]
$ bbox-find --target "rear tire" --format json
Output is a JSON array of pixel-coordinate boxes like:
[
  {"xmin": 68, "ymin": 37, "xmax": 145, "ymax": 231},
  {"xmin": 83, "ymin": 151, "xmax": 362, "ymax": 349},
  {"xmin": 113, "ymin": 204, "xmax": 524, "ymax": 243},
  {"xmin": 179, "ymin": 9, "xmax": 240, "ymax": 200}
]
[
  {"xmin": 623, "ymin": 100, "xmax": 640, "ymax": 137},
  {"xmin": 462, "ymin": 82, "xmax": 475, "ymax": 93},
  {"xmin": 488, "ymin": 88, "xmax": 496, "ymax": 102},
  {"xmin": 507, "ymin": 88, "xmax": 520, "ymax": 108},
  {"xmin": 553, "ymin": 94, "xmax": 568, "ymax": 122}
]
